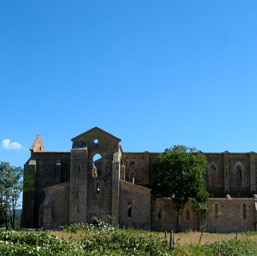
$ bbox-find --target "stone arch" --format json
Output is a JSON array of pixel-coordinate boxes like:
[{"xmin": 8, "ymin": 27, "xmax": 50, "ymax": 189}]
[
  {"xmin": 234, "ymin": 161, "xmax": 244, "ymax": 187},
  {"xmin": 208, "ymin": 163, "xmax": 218, "ymax": 187},
  {"xmin": 92, "ymin": 153, "xmax": 103, "ymax": 178}
]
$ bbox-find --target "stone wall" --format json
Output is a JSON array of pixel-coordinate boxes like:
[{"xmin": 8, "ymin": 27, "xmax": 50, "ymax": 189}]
[
  {"xmin": 207, "ymin": 198, "xmax": 257, "ymax": 232},
  {"xmin": 205, "ymin": 153, "xmax": 254, "ymax": 197},
  {"xmin": 151, "ymin": 198, "xmax": 201, "ymax": 232},
  {"xmin": 123, "ymin": 152, "xmax": 150, "ymax": 185},
  {"xmin": 40, "ymin": 182, "xmax": 69, "ymax": 229},
  {"xmin": 119, "ymin": 180, "xmax": 151, "ymax": 230},
  {"xmin": 22, "ymin": 128, "xmax": 257, "ymax": 233},
  {"xmin": 21, "ymin": 152, "xmax": 70, "ymax": 228}
]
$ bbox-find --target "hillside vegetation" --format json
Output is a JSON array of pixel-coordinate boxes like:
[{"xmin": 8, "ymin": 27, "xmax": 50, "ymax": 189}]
[{"xmin": 0, "ymin": 221, "xmax": 257, "ymax": 255}]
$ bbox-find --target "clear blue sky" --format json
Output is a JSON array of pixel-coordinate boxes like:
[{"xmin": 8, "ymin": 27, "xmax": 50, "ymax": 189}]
[{"xmin": 1, "ymin": 1, "xmax": 257, "ymax": 167}]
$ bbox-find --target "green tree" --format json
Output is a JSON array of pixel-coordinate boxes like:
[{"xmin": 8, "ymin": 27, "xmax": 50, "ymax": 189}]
[
  {"xmin": 153, "ymin": 145, "xmax": 209, "ymax": 232},
  {"xmin": 0, "ymin": 162, "xmax": 23, "ymax": 229}
]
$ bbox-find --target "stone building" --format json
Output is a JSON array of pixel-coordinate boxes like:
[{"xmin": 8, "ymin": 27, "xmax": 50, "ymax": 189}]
[{"xmin": 21, "ymin": 127, "xmax": 257, "ymax": 232}]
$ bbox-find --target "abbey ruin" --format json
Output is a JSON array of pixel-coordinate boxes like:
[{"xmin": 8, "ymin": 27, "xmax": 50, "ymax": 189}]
[{"xmin": 21, "ymin": 127, "xmax": 257, "ymax": 232}]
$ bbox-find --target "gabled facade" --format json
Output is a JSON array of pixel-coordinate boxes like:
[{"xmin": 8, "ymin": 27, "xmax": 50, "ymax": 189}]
[{"xmin": 21, "ymin": 127, "xmax": 257, "ymax": 232}]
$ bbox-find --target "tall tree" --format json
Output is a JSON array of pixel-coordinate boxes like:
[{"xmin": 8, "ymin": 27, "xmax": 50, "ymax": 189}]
[
  {"xmin": 0, "ymin": 162, "xmax": 23, "ymax": 229},
  {"xmin": 153, "ymin": 145, "xmax": 209, "ymax": 232}
]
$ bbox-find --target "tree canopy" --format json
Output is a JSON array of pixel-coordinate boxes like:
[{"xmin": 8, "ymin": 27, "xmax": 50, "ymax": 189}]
[
  {"xmin": 153, "ymin": 145, "xmax": 209, "ymax": 231},
  {"xmin": 0, "ymin": 162, "xmax": 23, "ymax": 229}
]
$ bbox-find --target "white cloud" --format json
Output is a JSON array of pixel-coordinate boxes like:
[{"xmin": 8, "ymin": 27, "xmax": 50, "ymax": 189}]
[{"xmin": 2, "ymin": 139, "xmax": 22, "ymax": 150}]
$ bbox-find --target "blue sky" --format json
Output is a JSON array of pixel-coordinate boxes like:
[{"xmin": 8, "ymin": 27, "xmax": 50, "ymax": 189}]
[{"xmin": 1, "ymin": 1, "xmax": 257, "ymax": 168}]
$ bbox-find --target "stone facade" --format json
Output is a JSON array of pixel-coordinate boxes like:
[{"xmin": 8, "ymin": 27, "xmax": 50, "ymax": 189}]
[{"xmin": 21, "ymin": 127, "xmax": 257, "ymax": 232}]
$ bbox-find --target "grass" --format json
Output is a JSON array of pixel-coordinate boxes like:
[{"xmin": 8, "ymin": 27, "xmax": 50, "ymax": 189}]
[
  {"xmin": 52, "ymin": 228, "xmax": 257, "ymax": 246},
  {"xmin": 170, "ymin": 230, "xmax": 257, "ymax": 245},
  {"xmin": 1, "ymin": 222, "xmax": 257, "ymax": 255}
]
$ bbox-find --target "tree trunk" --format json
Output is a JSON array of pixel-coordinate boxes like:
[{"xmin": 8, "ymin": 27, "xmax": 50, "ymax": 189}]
[
  {"xmin": 10, "ymin": 208, "xmax": 15, "ymax": 230},
  {"xmin": 4, "ymin": 210, "xmax": 8, "ymax": 230},
  {"xmin": 176, "ymin": 209, "xmax": 181, "ymax": 232}
]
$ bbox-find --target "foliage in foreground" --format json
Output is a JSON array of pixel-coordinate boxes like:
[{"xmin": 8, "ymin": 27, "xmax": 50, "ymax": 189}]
[{"xmin": 0, "ymin": 223, "xmax": 257, "ymax": 255}]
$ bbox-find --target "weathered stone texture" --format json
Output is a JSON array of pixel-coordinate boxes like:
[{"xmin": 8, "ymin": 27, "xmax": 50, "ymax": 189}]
[
  {"xmin": 40, "ymin": 182, "xmax": 69, "ymax": 229},
  {"xmin": 119, "ymin": 180, "xmax": 151, "ymax": 230},
  {"xmin": 207, "ymin": 198, "xmax": 257, "ymax": 232},
  {"xmin": 21, "ymin": 127, "xmax": 257, "ymax": 232}
]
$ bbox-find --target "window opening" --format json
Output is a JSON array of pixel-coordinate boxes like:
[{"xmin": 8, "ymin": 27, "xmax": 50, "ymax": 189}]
[
  {"xmin": 96, "ymin": 183, "xmax": 100, "ymax": 194},
  {"xmin": 157, "ymin": 208, "xmax": 161, "ymax": 219},
  {"xmin": 235, "ymin": 162, "xmax": 243, "ymax": 187},
  {"xmin": 128, "ymin": 202, "xmax": 132, "ymax": 217},
  {"xmin": 130, "ymin": 172, "xmax": 136, "ymax": 184},
  {"xmin": 209, "ymin": 164, "xmax": 217, "ymax": 187},
  {"xmin": 94, "ymin": 138, "xmax": 99, "ymax": 144},
  {"xmin": 92, "ymin": 153, "xmax": 102, "ymax": 178}
]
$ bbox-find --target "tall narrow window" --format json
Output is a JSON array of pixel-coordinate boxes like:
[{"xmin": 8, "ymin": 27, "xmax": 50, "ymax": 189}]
[
  {"xmin": 235, "ymin": 162, "xmax": 243, "ymax": 187},
  {"xmin": 157, "ymin": 208, "xmax": 161, "ymax": 219},
  {"xmin": 209, "ymin": 164, "xmax": 217, "ymax": 187},
  {"xmin": 92, "ymin": 153, "xmax": 102, "ymax": 178},
  {"xmin": 242, "ymin": 204, "xmax": 247, "ymax": 220},
  {"xmin": 128, "ymin": 202, "xmax": 132, "ymax": 217},
  {"xmin": 130, "ymin": 172, "xmax": 136, "ymax": 184},
  {"xmin": 214, "ymin": 203, "xmax": 219, "ymax": 221},
  {"xmin": 96, "ymin": 183, "xmax": 100, "ymax": 194}
]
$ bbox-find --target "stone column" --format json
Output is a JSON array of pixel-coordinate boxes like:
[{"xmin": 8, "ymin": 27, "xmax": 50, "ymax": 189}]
[
  {"xmin": 250, "ymin": 152, "xmax": 256, "ymax": 194},
  {"xmin": 120, "ymin": 164, "xmax": 126, "ymax": 180},
  {"xmin": 112, "ymin": 152, "xmax": 120, "ymax": 226},
  {"xmin": 69, "ymin": 148, "xmax": 88, "ymax": 224}
]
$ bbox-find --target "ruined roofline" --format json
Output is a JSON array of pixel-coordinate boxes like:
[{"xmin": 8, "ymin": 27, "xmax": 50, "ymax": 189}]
[
  {"xmin": 31, "ymin": 151, "xmax": 70, "ymax": 154},
  {"xmin": 205, "ymin": 151, "xmax": 256, "ymax": 154},
  {"xmin": 123, "ymin": 151, "xmax": 151, "ymax": 154},
  {"xmin": 44, "ymin": 181, "xmax": 70, "ymax": 191},
  {"xmin": 123, "ymin": 151, "xmax": 257, "ymax": 154},
  {"xmin": 71, "ymin": 126, "xmax": 121, "ymax": 142},
  {"xmin": 30, "ymin": 134, "xmax": 45, "ymax": 152},
  {"xmin": 120, "ymin": 180, "xmax": 151, "ymax": 192},
  {"xmin": 208, "ymin": 197, "xmax": 257, "ymax": 201}
]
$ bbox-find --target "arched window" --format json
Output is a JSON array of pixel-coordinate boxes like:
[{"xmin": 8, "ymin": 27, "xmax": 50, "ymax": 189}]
[
  {"xmin": 157, "ymin": 208, "xmax": 162, "ymax": 219},
  {"xmin": 208, "ymin": 164, "xmax": 217, "ymax": 187},
  {"xmin": 92, "ymin": 153, "xmax": 102, "ymax": 178},
  {"xmin": 234, "ymin": 162, "xmax": 243, "ymax": 187},
  {"xmin": 214, "ymin": 203, "xmax": 219, "ymax": 221},
  {"xmin": 128, "ymin": 202, "xmax": 132, "ymax": 217},
  {"xmin": 130, "ymin": 172, "xmax": 136, "ymax": 184}
]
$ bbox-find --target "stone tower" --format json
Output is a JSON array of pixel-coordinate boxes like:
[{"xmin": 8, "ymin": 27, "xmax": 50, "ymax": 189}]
[{"xmin": 69, "ymin": 127, "xmax": 122, "ymax": 225}]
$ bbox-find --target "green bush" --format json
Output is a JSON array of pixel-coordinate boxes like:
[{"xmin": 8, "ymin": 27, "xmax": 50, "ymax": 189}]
[
  {"xmin": 202, "ymin": 239, "xmax": 257, "ymax": 256},
  {"xmin": 1, "ymin": 225, "xmax": 257, "ymax": 255}
]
